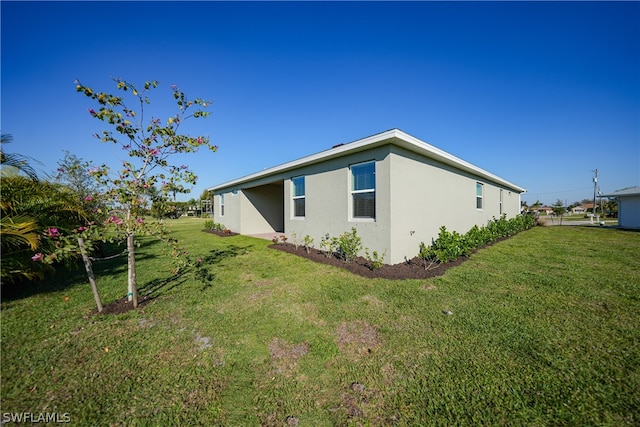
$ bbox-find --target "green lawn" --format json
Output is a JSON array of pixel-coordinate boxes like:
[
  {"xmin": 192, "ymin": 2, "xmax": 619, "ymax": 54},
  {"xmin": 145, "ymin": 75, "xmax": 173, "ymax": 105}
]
[{"xmin": 2, "ymin": 218, "xmax": 639, "ymax": 426}]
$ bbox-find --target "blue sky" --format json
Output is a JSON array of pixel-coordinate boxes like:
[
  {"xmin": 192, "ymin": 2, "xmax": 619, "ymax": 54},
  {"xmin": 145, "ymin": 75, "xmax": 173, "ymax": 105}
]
[{"xmin": 2, "ymin": 1, "xmax": 638, "ymax": 206}]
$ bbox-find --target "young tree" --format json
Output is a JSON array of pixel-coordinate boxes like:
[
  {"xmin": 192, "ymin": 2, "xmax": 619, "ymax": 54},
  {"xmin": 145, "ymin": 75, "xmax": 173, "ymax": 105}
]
[
  {"xmin": 531, "ymin": 200, "xmax": 543, "ymax": 210},
  {"xmin": 75, "ymin": 78, "xmax": 217, "ymax": 307},
  {"xmin": 551, "ymin": 199, "xmax": 565, "ymax": 225}
]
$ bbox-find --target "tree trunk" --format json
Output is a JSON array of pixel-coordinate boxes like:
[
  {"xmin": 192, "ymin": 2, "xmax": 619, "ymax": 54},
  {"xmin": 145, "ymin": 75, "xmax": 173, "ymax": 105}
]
[
  {"xmin": 77, "ymin": 237, "xmax": 103, "ymax": 312},
  {"xmin": 127, "ymin": 233, "xmax": 139, "ymax": 308}
]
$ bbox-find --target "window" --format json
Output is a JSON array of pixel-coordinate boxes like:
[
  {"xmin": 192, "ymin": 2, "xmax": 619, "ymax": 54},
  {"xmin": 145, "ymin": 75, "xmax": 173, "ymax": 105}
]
[
  {"xmin": 476, "ymin": 182, "xmax": 484, "ymax": 209},
  {"xmin": 292, "ymin": 176, "xmax": 305, "ymax": 218},
  {"xmin": 499, "ymin": 189, "xmax": 503, "ymax": 215},
  {"xmin": 220, "ymin": 193, "xmax": 225, "ymax": 216},
  {"xmin": 351, "ymin": 161, "xmax": 375, "ymax": 219}
]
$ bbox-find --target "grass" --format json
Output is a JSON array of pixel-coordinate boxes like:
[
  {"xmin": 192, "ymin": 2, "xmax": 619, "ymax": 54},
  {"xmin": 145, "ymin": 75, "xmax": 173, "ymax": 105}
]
[{"xmin": 2, "ymin": 218, "xmax": 639, "ymax": 426}]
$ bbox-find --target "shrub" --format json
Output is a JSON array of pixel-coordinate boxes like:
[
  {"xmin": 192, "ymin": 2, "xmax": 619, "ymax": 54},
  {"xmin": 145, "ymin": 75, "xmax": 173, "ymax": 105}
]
[
  {"xmin": 419, "ymin": 214, "xmax": 536, "ymax": 265},
  {"xmin": 418, "ymin": 242, "xmax": 438, "ymax": 270},
  {"xmin": 335, "ymin": 228, "xmax": 362, "ymax": 262},
  {"xmin": 203, "ymin": 220, "xmax": 225, "ymax": 231},
  {"xmin": 272, "ymin": 235, "xmax": 288, "ymax": 245},
  {"xmin": 364, "ymin": 249, "xmax": 386, "ymax": 270},
  {"xmin": 290, "ymin": 232, "xmax": 302, "ymax": 250},
  {"xmin": 432, "ymin": 226, "xmax": 466, "ymax": 262},
  {"xmin": 320, "ymin": 234, "xmax": 335, "ymax": 258},
  {"xmin": 303, "ymin": 235, "xmax": 314, "ymax": 254}
]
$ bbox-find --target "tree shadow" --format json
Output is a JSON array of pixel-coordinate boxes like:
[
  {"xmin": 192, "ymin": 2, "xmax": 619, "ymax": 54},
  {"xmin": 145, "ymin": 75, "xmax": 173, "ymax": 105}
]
[
  {"xmin": 201, "ymin": 245, "xmax": 249, "ymax": 264},
  {"xmin": 137, "ymin": 244, "xmax": 251, "ymax": 298},
  {"xmin": 2, "ymin": 241, "xmax": 251, "ymax": 306},
  {"xmin": 2, "ymin": 239, "xmax": 159, "ymax": 303}
]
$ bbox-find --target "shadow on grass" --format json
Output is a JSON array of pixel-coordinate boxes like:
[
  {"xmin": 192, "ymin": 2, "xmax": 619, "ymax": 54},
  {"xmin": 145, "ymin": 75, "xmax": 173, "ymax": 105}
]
[
  {"xmin": 138, "ymin": 244, "xmax": 250, "ymax": 297},
  {"xmin": 92, "ymin": 245, "xmax": 251, "ymax": 315},
  {"xmin": 1, "ymin": 239, "xmax": 160, "ymax": 303}
]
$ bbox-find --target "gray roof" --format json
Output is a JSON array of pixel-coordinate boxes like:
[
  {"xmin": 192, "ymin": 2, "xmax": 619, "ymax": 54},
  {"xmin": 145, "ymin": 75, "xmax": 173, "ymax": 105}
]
[
  {"xmin": 601, "ymin": 186, "xmax": 640, "ymax": 198},
  {"xmin": 208, "ymin": 129, "xmax": 526, "ymax": 193}
]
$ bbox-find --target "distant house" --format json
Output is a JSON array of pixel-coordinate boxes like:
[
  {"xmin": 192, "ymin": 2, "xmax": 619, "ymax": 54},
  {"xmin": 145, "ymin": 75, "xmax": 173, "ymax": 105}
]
[
  {"xmin": 572, "ymin": 206, "xmax": 587, "ymax": 215},
  {"xmin": 538, "ymin": 206, "xmax": 554, "ymax": 215},
  {"xmin": 208, "ymin": 129, "xmax": 526, "ymax": 264},
  {"xmin": 601, "ymin": 187, "xmax": 640, "ymax": 229}
]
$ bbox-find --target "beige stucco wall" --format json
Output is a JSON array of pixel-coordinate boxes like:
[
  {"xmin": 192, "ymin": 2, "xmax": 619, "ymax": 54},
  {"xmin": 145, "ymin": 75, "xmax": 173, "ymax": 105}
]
[
  {"xmin": 214, "ymin": 142, "xmax": 523, "ymax": 265},
  {"xmin": 387, "ymin": 146, "xmax": 521, "ymax": 263},
  {"xmin": 214, "ymin": 183, "xmax": 284, "ymax": 234},
  {"xmin": 283, "ymin": 146, "xmax": 392, "ymax": 262},
  {"xmin": 214, "ymin": 190, "xmax": 240, "ymax": 232}
]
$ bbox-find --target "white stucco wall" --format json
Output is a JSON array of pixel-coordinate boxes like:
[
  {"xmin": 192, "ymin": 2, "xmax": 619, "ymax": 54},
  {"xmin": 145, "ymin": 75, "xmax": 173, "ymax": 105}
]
[{"xmin": 619, "ymin": 195, "xmax": 640, "ymax": 228}]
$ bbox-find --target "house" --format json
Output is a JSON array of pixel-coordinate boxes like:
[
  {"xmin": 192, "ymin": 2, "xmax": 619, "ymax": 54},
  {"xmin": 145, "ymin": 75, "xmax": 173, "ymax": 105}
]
[
  {"xmin": 601, "ymin": 187, "xmax": 640, "ymax": 229},
  {"xmin": 571, "ymin": 206, "xmax": 587, "ymax": 215},
  {"xmin": 208, "ymin": 129, "xmax": 526, "ymax": 264},
  {"xmin": 580, "ymin": 203, "xmax": 596, "ymax": 213},
  {"xmin": 536, "ymin": 206, "xmax": 554, "ymax": 215}
]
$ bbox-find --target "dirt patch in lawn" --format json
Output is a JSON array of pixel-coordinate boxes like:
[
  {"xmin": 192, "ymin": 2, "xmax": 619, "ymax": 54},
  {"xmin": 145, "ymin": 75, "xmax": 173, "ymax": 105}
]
[
  {"xmin": 336, "ymin": 320, "xmax": 381, "ymax": 359},
  {"xmin": 268, "ymin": 337, "xmax": 310, "ymax": 376},
  {"xmin": 269, "ymin": 243, "xmax": 466, "ymax": 280}
]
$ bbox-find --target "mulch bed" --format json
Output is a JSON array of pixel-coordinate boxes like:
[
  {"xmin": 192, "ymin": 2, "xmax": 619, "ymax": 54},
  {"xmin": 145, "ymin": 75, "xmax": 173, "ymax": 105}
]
[
  {"xmin": 89, "ymin": 294, "xmax": 154, "ymax": 316},
  {"xmin": 202, "ymin": 229, "xmax": 240, "ymax": 237},
  {"xmin": 269, "ymin": 243, "xmax": 467, "ymax": 280}
]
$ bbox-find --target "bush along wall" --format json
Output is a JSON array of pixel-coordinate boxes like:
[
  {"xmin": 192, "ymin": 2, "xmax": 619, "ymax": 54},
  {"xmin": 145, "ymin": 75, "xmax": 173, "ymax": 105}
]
[{"xmin": 418, "ymin": 214, "xmax": 536, "ymax": 268}]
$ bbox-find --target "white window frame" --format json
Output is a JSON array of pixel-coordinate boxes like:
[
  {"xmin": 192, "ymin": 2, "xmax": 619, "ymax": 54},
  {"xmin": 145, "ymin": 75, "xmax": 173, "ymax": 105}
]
[
  {"xmin": 476, "ymin": 182, "xmax": 484, "ymax": 210},
  {"xmin": 499, "ymin": 189, "xmax": 503, "ymax": 215},
  {"xmin": 292, "ymin": 176, "xmax": 305, "ymax": 219},
  {"xmin": 350, "ymin": 161, "xmax": 376, "ymax": 221},
  {"xmin": 220, "ymin": 193, "xmax": 225, "ymax": 217}
]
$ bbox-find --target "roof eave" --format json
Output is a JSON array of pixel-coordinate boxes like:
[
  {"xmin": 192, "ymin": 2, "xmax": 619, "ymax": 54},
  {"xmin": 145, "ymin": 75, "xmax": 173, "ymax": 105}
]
[{"xmin": 208, "ymin": 129, "xmax": 526, "ymax": 194}]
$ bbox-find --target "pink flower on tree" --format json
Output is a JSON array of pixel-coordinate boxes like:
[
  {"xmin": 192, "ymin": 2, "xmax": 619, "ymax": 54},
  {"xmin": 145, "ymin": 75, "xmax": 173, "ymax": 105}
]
[
  {"xmin": 85, "ymin": 195, "xmax": 93, "ymax": 201},
  {"xmin": 46, "ymin": 228, "xmax": 60, "ymax": 238},
  {"xmin": 31, "ymin": 253, "xmax": 43, "ymax": 262},
  {"xmin": 107, "ymin": 216, "xmax": 123, "ymax": 225}
]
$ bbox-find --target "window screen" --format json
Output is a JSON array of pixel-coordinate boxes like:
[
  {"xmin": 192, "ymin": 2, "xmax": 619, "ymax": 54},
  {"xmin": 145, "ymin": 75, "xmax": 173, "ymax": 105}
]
[
  {"xmin": 292, "ymin": 176, "xmax": 305, "ymax": 217},
  {"xmin": 476, "ymin": 182, "xmax": 484, "ymax": 209},
  {"xmin": 351, "ymin": 162, "xmax": 375, "ymax": 219}
]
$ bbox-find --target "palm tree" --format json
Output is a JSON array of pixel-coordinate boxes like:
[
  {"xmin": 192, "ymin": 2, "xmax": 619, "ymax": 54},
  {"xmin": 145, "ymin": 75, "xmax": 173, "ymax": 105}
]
[
  {"xmin": 0, "ymin": 134, "xmax": 40, "ymax": 181},
  {"xmin": 1, "ymin": 137, "xmax": 92, "ymax": 284},
  {"xmin": 1, "ymin": 176, "xmax": 91, "ymax": 284},
  {"xmin": 0, "ymin": 213, "xmax": 48, "ymax": 283}
]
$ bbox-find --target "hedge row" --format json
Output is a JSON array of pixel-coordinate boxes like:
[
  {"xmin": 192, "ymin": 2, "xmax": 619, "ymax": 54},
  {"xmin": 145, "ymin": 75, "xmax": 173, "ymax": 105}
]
[{"xmin": 419, "ymin": 214, "xmax": 536, "ymax": 266}]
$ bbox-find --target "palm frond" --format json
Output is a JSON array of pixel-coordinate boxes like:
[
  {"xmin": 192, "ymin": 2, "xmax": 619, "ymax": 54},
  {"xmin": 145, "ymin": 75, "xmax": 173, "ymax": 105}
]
[
  {"xmin": 0, "ymin": 134, "xmax": 40, "ymax": 181},
  {"xmin": 0, "ymin": 214, "xmax": 41, "ymax": 251}
]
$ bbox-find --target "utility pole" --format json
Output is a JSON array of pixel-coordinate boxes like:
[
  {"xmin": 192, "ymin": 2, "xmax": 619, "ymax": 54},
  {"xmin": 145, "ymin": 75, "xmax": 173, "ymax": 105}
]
[{"xmin": 592, "ymin": 169, "xmax": 598, "ymax": 222}]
